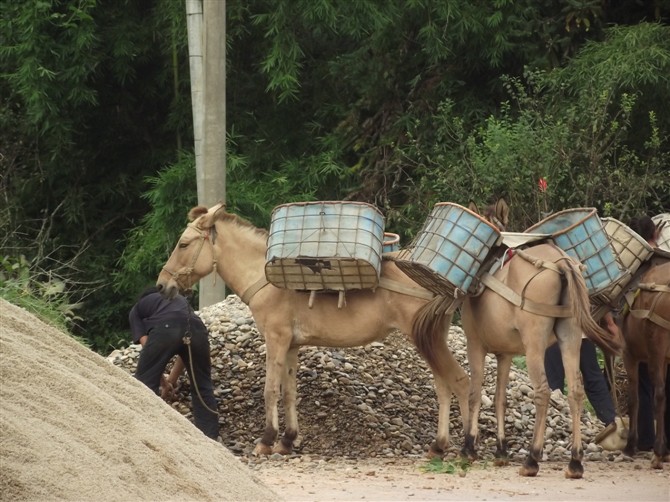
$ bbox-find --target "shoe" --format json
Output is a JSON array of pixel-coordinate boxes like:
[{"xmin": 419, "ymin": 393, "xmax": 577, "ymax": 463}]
[{"xmin": 596, "ymin": 417, "xmax": 629, "ymax": 451}]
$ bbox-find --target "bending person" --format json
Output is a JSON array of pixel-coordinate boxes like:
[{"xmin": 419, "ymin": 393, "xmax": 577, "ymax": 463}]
[{"xmin": 129, "ymin": 286, "xmax": 219, "ymax": 439}]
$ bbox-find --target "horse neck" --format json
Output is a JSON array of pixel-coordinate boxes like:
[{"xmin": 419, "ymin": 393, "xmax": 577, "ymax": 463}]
[{"xmin": 212, "ymin": 219, "xmax": 268, "ymax": 297}]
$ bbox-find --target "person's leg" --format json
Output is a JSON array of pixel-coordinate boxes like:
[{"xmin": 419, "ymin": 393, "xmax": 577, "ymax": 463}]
[
  {"xmin": 135, "ymin": 327, "xmax": 182, "ymax": 394},
  {"xmin": 579, "ymin": 339, "xmax": 615, "ymax": 425},
  {"xmin": 545, "ymin": 342, "xmax": 566, "ymax": 392},
  {"xmin": 179, "ymin": 327, "xmax": 219, "ymax": 439},
  {"xmin": 637, "ymin": 362, "xmax": 655, "ymax": 450}
]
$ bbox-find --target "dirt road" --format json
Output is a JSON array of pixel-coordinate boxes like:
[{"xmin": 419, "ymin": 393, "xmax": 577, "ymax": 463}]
[{"xmin": 253, "ymin": 456, "xmax": 669, "ymax": 502}]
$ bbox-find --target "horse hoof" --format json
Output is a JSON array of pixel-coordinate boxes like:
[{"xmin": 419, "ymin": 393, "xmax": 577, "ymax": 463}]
[
  {"xmin": 273, "ymin": 443, "xmax": 293, "ymax": 455},
  {"xmin": 426, "ymin": 442, "xmax": 445, "ymax": 459},
  {"xmin": 565, "ymin": 459, "xmax": 584, "ymax": 479},
  {"xmin": 494, "ymin": 457, "xmax": 509, "ymax": 467},
  {"xmin": 518, "ymin": 466, "xmax": 539, "ymax": 477},
  {"xmin": 564, "ymin": 469, "xmax": 584, "ymax": 479},
  {"xmin": 651, "ymin": 456, "xmax": 664, "ymax": 470},
  {"xmin": 252, "ymin": 443, "xmax": 273, "ymax": 456},
  {"xmin": 519, "ymin": 457, "xmax": 539, "ymax": 477}
]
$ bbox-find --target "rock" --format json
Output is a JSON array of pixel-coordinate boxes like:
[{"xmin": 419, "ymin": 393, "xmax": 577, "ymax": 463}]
[{"xmin": 109, "ymin": 294, "xmax": 606, "ymax": 463}]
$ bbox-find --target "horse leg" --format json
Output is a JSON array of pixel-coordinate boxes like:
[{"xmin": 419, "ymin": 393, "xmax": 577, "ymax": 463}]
[
  {"xmin": 253, "ymin": 334, "xmax": 290, "ymax": 456},
  {"xmin": 622, "ymin": 353, "xmax": 640, "ymax": 457},
  {"xmin": 427, "ymin": 341, "xmax": 470, "ymax": 457},
  {"xmin": 462, "ymin": 342, "xmax": 486, "ymax": 461},
  {"xmin": 493, "ymin": 354, "xmax": 513, "ymax": 466},
  {"xmin": 648, "ymin": 352, "xmax": 668, "ymax": 469},
  {"xmin": 557, "ymin": 331, "xmax": 585, "ymax": 479},
  {"xmin": 274, "ymin": 346, "xmax": 299, "ymax": 455},
  {"xmin": 519, "ymin": 337, "xmax": 558, "ymax": 477}
]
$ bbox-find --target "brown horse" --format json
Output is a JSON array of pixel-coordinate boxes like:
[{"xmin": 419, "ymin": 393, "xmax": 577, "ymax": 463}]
[
  {"xmin": 620, "ymin": 257, "xmax": 670, "ymax": 468},
  {"xmin": 156, "ymin": 203, "xmax": 470, "ymax": 456},
  {"xmin": 412, "ymin": 201, "xmax": 621, "ymax": 477}
]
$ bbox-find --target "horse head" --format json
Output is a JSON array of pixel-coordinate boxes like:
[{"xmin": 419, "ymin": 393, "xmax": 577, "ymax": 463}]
[
  {"xmin": 468, "ymin": 198, "xmax": 509, "ymax": 232},
  {"xmin": 156, "ymin": 203, "xmax": 226, "ymax": 299}
]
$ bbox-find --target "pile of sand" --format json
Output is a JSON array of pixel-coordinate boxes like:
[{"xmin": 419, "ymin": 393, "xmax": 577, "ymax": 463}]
[{"xmin": 0, "ymin": 299, "xmax": 280, "ymax": 501}]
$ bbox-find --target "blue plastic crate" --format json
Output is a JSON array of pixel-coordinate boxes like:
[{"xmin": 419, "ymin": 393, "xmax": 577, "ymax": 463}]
[
  {"xmin": 265, "ymin": 201, "xmax": 385, "ymax": 291},
  {"xmin": 526, "ymin": 208, "xmax": 625, "ymax": 295},
  {"xmin": 396, "ymin": 203, "xmax": 502, "ymax": 295},
  {"xmin": 383, "ymin": 232, "xmax": 400, "ymax": 253}
]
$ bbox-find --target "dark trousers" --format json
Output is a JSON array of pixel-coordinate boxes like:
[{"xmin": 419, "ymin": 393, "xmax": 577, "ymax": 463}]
[
  {"xmin": 545, "ymin": 339, "xmax": 616, "ymax": 425},
  {"xmin": 135, "ymin": 324, "xmax": 219, "ymax": 439},
  {"xmin": 637, "ymin": 362, "xmax": 670, "ymax": 450}
]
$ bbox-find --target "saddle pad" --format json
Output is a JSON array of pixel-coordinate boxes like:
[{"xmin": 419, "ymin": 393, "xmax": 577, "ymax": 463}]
[{"xmin": 500, "ymin": 232, "xmax": 550, "ymax": 249}]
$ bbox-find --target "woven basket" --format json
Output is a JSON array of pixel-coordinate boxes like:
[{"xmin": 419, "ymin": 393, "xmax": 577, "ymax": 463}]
[
  {"xmin": 591, "ymin": 217, "xmax": 654, "ymax": 305},
  {"xmin": 652, "ymin": 213, "xmax": 670, "ymax": 251}
]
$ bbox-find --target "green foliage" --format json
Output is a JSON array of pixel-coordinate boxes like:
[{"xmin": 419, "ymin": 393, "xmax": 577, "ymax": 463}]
[
  {"xmin": 420, "ymin": 457, "xmax": 472, "ymax": 475},
  {"xmin": 0, "ymin": 255, "xmax": 84, "ymax": 338},
  {"xmin": 3, "ymin": 1, "xmax": 669, "ymax": 354},
  {"xmin": 115, "ymin": 152, "xmax": 199, "ymax": 298},
  {"xmin": 400, "ymin": 24, "xmax": 670, "ymax": 232}
]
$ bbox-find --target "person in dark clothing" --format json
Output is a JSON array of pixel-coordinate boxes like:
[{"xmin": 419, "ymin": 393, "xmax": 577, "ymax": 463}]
[
  {"xmin": 545, "ymin": 338, "xmax": 616, "ymax": 428},
  {"xmin": 129, "ymin": 286, "xmax": 219, "ymax": 439}
]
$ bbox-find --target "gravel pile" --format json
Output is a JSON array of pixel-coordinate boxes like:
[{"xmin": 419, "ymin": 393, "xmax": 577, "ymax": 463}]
[{"xmin": 109, "ymin": 294, "xmax": 623, "ymax": 464}]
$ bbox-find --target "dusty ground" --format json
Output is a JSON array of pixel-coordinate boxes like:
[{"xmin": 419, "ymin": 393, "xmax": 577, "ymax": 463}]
[{"xmin": 253, "ymin": 456, "xmax": 670, "ymax": 502}]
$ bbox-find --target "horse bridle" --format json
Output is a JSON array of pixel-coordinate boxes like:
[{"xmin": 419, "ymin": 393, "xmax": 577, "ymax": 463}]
[{"xmin": 161, "ymin": 222, "xmax": 218, "ymax": 291}]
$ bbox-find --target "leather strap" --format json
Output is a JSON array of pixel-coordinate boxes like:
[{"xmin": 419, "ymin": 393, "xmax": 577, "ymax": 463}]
[
  {"xmin": 629, "ymin": 282, "xmax": 670, "ymax": 330},
  {"xmin": 377, "ymin": 277, "xmax": 435, "ymax": 300},
  {"xmin": 241, "ymin": 277, "xmax": 270, "ymax": 305},
  {"xmin": 480, "ymin": 273, "xmax": 572, "ymax": 318}
]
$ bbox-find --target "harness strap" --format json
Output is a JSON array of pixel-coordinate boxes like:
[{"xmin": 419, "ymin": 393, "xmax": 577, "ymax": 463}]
[
  {"xmin": 480, "ymin": 273, "xmax": 573, "ymax": 317},
  {"xmin": 241, "ymin": 277, "xmax": 270, "ymax": 305},
  {"xmin": 515, "ymin": 248, "xmax": 566, "ymax": 274},
  {"xmin": 629, "ymin": 282, "xmax": 670, "ymax": 330},
  {"xmin": 377, "ymin": 277, "xmax": 435, "ymax": 300}
]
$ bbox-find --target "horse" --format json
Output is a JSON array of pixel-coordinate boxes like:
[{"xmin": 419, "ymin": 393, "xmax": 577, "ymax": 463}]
[
  {"xmin": 620, "ymin": 257, "xmax": 670, "ymax": 468},
  {"xmin": 155, "ymin": 203, "xmax": 470, "ymax": 456},
  {"xmin": 412, "ymin": 200, "xmax": 622, "ymax": 478}
]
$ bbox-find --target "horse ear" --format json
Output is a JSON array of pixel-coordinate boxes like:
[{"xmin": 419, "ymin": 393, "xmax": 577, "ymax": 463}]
[
  {"xmin": 213, "ymin": 202, "xmax": 226, "ymax": 218},
  {"xmin": 468, "ymin": 201, "xmax": 480, "ymax": 214},
  {"xmin": 197, "ymin": 202, "xmax": 227, "ymax": 229},
  {"xmin": 188, "ymin": 206, "xmax": 209, "ymax": 222},
  {"xmin": 495, "ymin": 198, "xmax": 510, "ymax": 228}
]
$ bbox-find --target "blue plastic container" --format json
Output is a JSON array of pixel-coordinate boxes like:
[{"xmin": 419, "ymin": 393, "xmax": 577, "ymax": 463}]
[
  {"xmin": 265, "ymin": 201, "xmax": 385, "ymax": 291},
  {"xmin": 526, "ymin": 208, "xmax": 624, "ymax": 295},
  {"xmin": 397, "ymin": 203, "xmax": 502, "ymax": 295},
  {"xmin": 382, "ymin": 232, "xmax": 400, "ymax": 253}
]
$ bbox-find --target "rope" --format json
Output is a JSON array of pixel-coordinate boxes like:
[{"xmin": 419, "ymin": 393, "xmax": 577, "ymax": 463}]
[{"xmin": 182, "ymin": 296, "xmax": 218, "ymax": 415}]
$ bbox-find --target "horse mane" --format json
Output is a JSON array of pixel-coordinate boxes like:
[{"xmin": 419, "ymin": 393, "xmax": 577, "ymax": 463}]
[{"xmin": 217, "ymin": 210, "xmax": 269, "ymax": 239}]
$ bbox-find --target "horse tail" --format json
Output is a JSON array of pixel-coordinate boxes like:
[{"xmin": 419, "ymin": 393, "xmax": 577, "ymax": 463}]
[
  {"xmin": 411, "ymin": 296, "xmax": 458, "ymax": 372},
  {"xmin": 560, "ymin": 258, "xmax": 623, "ymax": 356}
]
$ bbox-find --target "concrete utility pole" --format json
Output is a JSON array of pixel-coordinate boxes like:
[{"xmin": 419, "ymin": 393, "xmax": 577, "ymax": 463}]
[{"xmin": 186, "ymin": 0, "xmax": 227, "ymax": 308}]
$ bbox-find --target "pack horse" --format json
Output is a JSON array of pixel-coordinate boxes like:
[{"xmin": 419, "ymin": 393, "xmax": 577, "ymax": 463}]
[
  {"xmin": 156, "ymin": 203, "xmax": 470, "ymax": 456},
  {"xmin": 413, "ymin": 201, "xmax": 622, "ymax": 478}
]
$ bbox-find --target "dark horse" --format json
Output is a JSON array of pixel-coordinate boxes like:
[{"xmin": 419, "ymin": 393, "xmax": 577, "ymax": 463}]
[{"xmin": 620, "ymin": 256, "xmax": 670, "ymax": 468}]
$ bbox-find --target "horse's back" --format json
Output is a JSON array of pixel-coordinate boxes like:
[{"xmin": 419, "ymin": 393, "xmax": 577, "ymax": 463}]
[
  {"xmin": 462, "ymin": 243, "xmax": 564, "ymax": 352},
  {"xmin": 623, "ymin": 258, "xmax": 670, "ymax": 360},
  {"xmin": 252, "ymin": 259, "xmax": 430, "ymax": 348}
]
